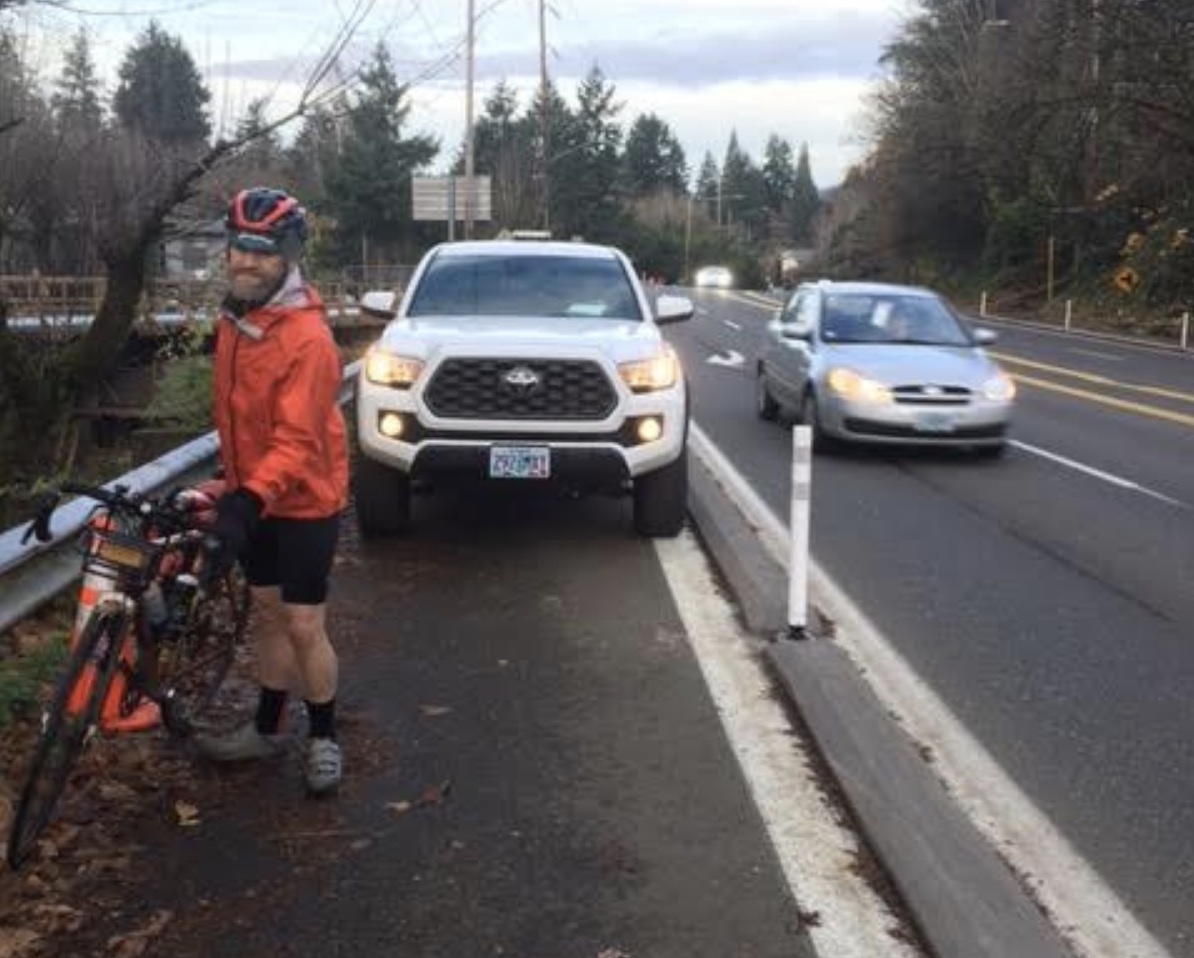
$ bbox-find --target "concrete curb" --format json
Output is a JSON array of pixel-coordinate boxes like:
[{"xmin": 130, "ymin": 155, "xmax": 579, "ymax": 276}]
[{"xmin": 685, "ymin": 455, "xmax": 1074, "ymax": 958}]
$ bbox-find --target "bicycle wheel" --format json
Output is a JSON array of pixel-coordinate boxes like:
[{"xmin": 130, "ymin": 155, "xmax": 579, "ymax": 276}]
[
  {"xmin": 157, "ymin": 566, "xmax": 249, "ymax": 735},
  {"xmin": 6, "ymin": 608, "xmax": 127, "ymax": 869}
]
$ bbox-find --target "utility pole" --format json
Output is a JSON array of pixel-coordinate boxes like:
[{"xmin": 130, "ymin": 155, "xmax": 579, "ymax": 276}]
[
  {"xmin": 539, "ymin": 0, "xmax": 551, "ymax": 232},
  {"xmin": 464, "ymin": 0, "xmax": 476, "ymax": 239}
]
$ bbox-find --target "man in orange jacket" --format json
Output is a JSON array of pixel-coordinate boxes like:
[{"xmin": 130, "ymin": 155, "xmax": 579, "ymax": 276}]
[{"xmin": 196, "ymin": 187, "xmax": 349, "ymax": 796}]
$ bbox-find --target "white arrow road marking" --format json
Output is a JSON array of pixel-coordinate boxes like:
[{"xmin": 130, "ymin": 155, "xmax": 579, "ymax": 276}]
[{"xmin": 707, "ymin": 349, "xmax": 745, "ymax": 368}]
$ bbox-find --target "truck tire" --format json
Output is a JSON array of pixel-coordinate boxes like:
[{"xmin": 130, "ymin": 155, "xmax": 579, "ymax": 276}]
[
  {"xmin": 633, "ymin": 447, "xmax": 688, "ymax": 538},
  {"xmin": 354, "ymin": 455, "xmax": 411, "ymax": 537}
]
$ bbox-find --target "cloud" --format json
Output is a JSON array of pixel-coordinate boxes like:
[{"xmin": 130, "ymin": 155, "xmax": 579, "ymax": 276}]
[{"xmin": 478, "ymin": 15, "xmax": 895, "ymax": 87}]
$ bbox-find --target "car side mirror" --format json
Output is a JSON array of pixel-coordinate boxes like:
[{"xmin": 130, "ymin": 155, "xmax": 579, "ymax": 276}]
[
  {"xmin": 655, "ymin": 294, "xmax": 694, "ymax": 324},
  {"xmin": 972, "ymin": 327, "xmax": 998, "ymax": 346},
  {"xmin": 779, "ymin": 322, "xmax": 811, "ymax": 340},
  {"xmin": 361, "ymin": 290, "xmax": 398, "ymax": 320}
]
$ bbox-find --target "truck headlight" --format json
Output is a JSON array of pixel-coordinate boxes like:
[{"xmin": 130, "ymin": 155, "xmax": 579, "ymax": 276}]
[
  {"xmin": 619, "ymin": 349, "xmax": 681, "ymax": 392},
  {"xmin": 365, "ymin": 349, "xmax": 424, "ymax": 388}
]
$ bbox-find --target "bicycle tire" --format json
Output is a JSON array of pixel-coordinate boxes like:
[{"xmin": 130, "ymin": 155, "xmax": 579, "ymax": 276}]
[
  {"xmin": 157, "ymin": 566, "xmax": 249, "ymax": 736},
  {"xmin": 6, "ymin": 608, "xmax": 127, "ymax": 870}
]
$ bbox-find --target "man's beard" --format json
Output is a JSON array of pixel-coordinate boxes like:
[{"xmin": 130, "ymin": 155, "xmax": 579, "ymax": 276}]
[{"xmin": 229, "ymin": 268, "xmax": 285, "ymax": 303}]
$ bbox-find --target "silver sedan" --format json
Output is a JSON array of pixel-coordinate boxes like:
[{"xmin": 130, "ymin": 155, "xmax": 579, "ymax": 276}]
[{"xmin": 756, "ymin": 280, "xmax": 1015, "ymax": 456}]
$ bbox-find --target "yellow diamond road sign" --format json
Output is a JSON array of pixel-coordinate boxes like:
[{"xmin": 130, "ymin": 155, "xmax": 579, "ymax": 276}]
[{"xmin": 1114, "ymin": 266, "xmax": 1140, "ymax": 293}]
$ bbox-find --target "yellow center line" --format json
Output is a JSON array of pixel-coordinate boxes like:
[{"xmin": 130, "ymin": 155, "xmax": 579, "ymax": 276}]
[
  {"xmin": 1011, "ymin": 373, "xmax": 1194, "ymax": 428},
  {"xmin": 991, "ymin": 350, "xmax": 1194, "ymax": 404}
]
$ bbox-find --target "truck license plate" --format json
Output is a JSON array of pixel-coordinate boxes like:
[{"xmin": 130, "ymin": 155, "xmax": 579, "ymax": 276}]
[{"xmin": 489, "ymin": 445, "xmax": 551, "ymax": 479}]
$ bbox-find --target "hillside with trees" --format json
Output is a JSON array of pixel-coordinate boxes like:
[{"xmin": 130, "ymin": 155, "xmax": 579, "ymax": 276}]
[{"xmin": 824, "ymin": 0, "xmax": 1194, "ymax": 323}]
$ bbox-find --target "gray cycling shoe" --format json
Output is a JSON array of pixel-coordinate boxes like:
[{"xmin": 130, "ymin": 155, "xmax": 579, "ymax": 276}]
[
  {"xmin": 194, "ymin": 721, "xmax": 286, "ymax": 762},
  {"xmin": 304, "ymin": 737, "xmax": 342, "ymax": 795}
]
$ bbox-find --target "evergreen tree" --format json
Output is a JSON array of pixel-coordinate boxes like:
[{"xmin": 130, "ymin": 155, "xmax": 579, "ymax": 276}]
[
  {"xmin": 468, "ymin": 81, "xmax": 538, "ymax": 230},
  {"xmin": 789, "ymin": 143, "xmax": 821, "ymax": 243},
  {"xmin": 761, "ymin": 135, "xmax": 796, "ymax": 214},
  {"xmin": 52, "ymin": 30, "xmax": 103, "ymax": 135},
  {"xmin": 324, "ymin": 43, "xmax": 438, "ymax": 263},
  {"xmin": 550, "ymin": 66, "xmax": 623, "ymax": 241},
  {"xmin": 286, "ymin": 97, "xmax": 347, "ymax": 209},
  {"xmin": 720, "ymin": 131, "xmax": 768, "ymax": 239},
  {"xmin": 694, "ymin": 152, "xmax": 720, "ymax": 218},
  {"xmin": 528, "ymin": 79, "xmax": 573, "ymax": 232},
  {"xmin": 619, "ymin": 113, "xmax": 687, "ymax": 199},
  {"xmin": 112, "ymin": 21, "xmax": 210, "ymax": 144}
]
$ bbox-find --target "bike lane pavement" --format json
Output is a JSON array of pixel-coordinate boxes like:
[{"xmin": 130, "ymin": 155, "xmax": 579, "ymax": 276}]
[{"xmin": 115, "ymin": 494, "xmax": 817, "ymax": 958}]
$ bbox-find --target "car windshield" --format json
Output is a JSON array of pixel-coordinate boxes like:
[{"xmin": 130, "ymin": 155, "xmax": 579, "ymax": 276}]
[
  {"xmin": 408, "ymin": 253, "xmax": 643, "ymax": 321},
  {"xmin": 819, "ymin": 293, "xmax": 971, "ymax": 346}
]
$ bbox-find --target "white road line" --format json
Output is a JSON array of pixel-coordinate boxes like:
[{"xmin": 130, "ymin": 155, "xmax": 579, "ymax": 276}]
[
  {"xmin": 722, "ymin": 319, "xmax": 742, "ymax": 331},
  {"xmin": 655, "ymin": 531, "xmax": 923, "ymax": 958},
  {"xmin": 1011, "ymin": 440, "xmax": 1191, "ymax": 508},
  {"xmin": 1070, "ymin": 349, "xmax": 1124, "ymax": 362},
  {"xmin": 688, "ymin": 422, "xmax": 1176, "ymax": 958}
]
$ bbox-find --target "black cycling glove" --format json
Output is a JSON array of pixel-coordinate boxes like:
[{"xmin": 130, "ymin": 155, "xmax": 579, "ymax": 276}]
[{"xmin": 210, "ymin": 488, "xmax": 263, "ymax": 569}]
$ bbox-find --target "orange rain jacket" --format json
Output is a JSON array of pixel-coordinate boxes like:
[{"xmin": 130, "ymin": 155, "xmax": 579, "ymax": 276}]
[{"xmin": 213, "ymin": 273, "xmax": 349, "ymax": 519}]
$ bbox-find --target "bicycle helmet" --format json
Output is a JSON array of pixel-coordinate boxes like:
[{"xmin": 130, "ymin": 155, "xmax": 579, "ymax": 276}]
[{"xmin": 225, "ymin": 187, "xmax": 308, "ymax": 261}]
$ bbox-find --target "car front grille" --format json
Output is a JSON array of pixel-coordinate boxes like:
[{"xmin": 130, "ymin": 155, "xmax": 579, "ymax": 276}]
[
  {"xmin": 844, "ymin": 418, "xmax": 1006, "ymax": 440},
  {"xmin": 425, "ymin": 358, "xmax": 618, "ymax": 420},
  {"xmin": 891, "ymin": 385, "xmax": 972, "ymax": 406}
]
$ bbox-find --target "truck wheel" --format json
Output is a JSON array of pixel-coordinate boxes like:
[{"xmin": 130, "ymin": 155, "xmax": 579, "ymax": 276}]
[
  {"xmin": 633, "ymin": 447, "xmax": 688, "ymax": 537},
  {"xmin": 354, "ymin": 455, "xmax": 411, "ymax": 537}
]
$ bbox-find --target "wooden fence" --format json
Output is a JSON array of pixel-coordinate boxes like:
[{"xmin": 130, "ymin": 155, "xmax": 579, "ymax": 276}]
[{"xmin": 0, "ymin": 272, "xmax": 409, "ymax": 331}]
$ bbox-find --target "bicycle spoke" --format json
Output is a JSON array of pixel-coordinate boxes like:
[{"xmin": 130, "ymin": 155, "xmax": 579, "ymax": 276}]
[{"xmin": 157, "ymin": 568, "xmax": 248, "ymax": 735}]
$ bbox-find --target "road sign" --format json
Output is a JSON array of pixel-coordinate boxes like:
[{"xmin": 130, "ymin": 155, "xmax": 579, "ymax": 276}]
[{"xmin": 412, "ymin": 176, "xmax": 492, "ymax": 222}]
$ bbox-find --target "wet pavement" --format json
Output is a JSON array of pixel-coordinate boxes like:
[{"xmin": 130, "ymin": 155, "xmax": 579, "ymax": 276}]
[{"xmin": 97, "ymin": 489, "xmax": 814, "ymax": 958}]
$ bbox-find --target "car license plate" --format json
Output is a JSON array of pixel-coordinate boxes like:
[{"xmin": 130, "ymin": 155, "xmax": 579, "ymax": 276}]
[
  {"xmin": 914, "ymin": 411, "xmax": 956, "ymax": 433},
  {"xmin": 489, "ymin": 445, "xmax": 551, "ymax": 479}
]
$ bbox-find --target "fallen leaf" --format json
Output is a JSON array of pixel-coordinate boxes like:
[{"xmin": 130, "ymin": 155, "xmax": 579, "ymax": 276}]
[
  {"xmin": 173, "ymin": 801, "xmax": 201, "ymax": 827},
  {"xmin": 97, "ymin": 782, "xmax": 139, "ymax": 803},
  {"xmin": 106, "ymin": 910, "xmax": 173, "ymax": 958},
  {"xmin": 0, "ymin": 927, "xmax": 42, "ymax": 958},
  {"xmin": 416, "ymin": 780, "xmax": 453, "ymax": 808}
]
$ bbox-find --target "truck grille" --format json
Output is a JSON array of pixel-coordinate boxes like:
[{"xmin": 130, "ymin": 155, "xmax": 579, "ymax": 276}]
[{"xmin": 425, "ymin": 358, "xmax": 618, "ymax": 420}]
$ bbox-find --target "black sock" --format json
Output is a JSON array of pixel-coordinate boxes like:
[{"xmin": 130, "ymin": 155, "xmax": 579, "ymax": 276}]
[
  {"xmin": 305, "ymin": 698, "xmax": 336, "ymax": 740},
  {"xmin": 255, "ymin": 686, "xmax": 288, "ymax": 735}
]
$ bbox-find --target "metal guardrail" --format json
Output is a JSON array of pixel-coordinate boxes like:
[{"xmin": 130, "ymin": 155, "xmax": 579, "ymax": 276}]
[{"xmin": 0, "ymin": 361, "xmax": 361, "ymax": 638}]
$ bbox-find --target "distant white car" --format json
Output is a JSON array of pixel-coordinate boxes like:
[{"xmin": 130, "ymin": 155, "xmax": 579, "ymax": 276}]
[
  {"xmin": 354, "ymin": 239, "xmax": 696, "ymax": 537},
  {"xmin": 694, "ymin": 265, "xmax": 734, "ymax": 289}
]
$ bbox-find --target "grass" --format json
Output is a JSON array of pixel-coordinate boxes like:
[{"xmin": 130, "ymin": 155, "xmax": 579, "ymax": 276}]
[{"xmin": 0, "ymin": 635, "xmax": 69, "ymax": 729}]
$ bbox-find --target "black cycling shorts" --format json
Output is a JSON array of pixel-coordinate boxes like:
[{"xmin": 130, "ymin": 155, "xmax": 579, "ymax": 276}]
[{"xmin": 241, "ymin": 514, "xmax": 342, "ymax": 605}]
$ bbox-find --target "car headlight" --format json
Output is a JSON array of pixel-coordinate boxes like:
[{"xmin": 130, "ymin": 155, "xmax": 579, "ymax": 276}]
[
  {"xmin": 826, "ymin": 367, "xmax": 892, "ymax": 403},
  {"xmin": 619, "ymin": 349, "xmax": 681, "ymax": 392},
  {"xmin": 365, "ymin": 349, "xmax": 424, "ymax": 388},
  {"xmin": 982, "ymin": 372, "xmax": 1017, "ymax": 402}
]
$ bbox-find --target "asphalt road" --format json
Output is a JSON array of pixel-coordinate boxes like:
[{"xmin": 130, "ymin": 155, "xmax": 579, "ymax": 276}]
[
  {"xmin": 668, "ymin": 289, "xmax": 1194, "ymax": 956},
  {"xmin": 107, "ymin": 489, "xmax": 818, "ymax": 958}
]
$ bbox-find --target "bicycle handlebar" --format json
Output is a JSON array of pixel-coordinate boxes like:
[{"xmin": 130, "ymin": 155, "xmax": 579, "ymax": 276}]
[{"xmin": 20, "ymin": 482, "xmax": 212, "ymax": 549}]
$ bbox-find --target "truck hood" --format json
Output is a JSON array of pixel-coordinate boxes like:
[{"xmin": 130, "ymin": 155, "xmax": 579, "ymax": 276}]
[{"xmin": 376, "ymin": 315, "xmax": 666, "ymax": 362}]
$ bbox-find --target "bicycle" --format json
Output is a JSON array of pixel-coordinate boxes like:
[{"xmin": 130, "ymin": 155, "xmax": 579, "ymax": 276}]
[{"xmin": 5, "ymin": 481, "xmax": 249, "ymax": 869}]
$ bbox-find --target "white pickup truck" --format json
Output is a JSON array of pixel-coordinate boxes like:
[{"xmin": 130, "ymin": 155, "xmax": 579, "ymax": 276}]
[{"xmin": 353, "ymin": 239, "xmax": 694, "ymax": 537}]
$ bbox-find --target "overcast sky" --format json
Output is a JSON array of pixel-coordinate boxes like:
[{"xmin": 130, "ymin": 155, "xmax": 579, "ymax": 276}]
[{"xmin": 56, "ymin": 0, "xmax": 909, "ymax": 188}]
